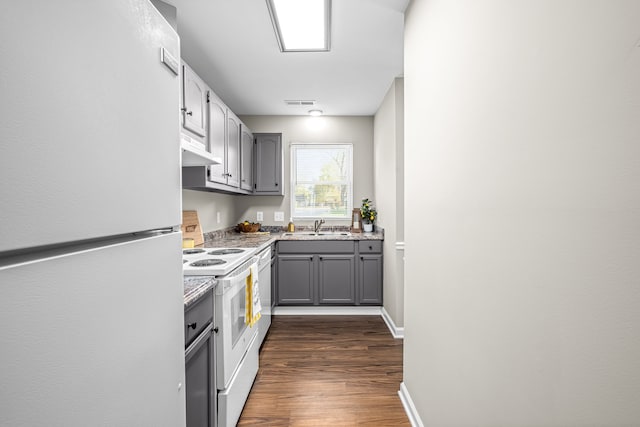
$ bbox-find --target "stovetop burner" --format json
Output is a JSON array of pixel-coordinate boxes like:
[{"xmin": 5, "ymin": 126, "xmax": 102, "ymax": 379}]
[
  {"xmin": 183, "ymin": 246, "xmax": 257, "ymax": 276},
  {"xmin": 190, "ymin": 259, "xmax": 227, "ymax": 267},
  {"xmin": 183, "ymin": 249, "xmax": 206, "ymax": 255},
  {"xmin": 207, "ymin": 248, "xmax": 245, "ymax": 255}
]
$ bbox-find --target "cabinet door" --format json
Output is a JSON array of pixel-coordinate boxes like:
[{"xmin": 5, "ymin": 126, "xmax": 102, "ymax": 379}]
[
  {"xmin": 277, "ymin": 255, "xmax": 314, "ymax": 305},
  {"xmin": 226, "ymin": 110, "xmax": 240, "ymax": 188},
  {"xmin": 318, "ymin": 255, "xmax": 356, "ymax": 304},
  {"xmin": 185, "ymin": 328, "xmax": 216, "ymax": 427},
  {"xmin": 208, "ymin": 91, "xmax": 227, "ymax": 184},
  {"xmin": 182, "ymin": 64, "xmax": 207, "ymax": 137},
  {"xmin": 240, "ymin": 126, "xmax": 253, "ymax": 191},
  {"xmin": 254, "ymin": 134, "xmax": 283, "ymax": 195},
  {"xmin": 359, "ymin": 254, "xmax": 383, "ymax": 305}
]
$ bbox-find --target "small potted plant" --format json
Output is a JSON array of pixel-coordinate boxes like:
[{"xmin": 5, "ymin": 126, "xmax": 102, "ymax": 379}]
[{"xmin": 360, "ymin": 198, "xmax": 377, "ymax": 232}]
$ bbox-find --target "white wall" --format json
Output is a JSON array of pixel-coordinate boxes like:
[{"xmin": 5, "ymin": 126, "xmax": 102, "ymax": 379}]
[
  {"xmin": 238, "ymin": 115, "xmax": 374, "ymax": 227},
  {"xmin": 404, "ymin": 1, "xmax": 640, "ymax": 425},
  {"xmin": 374, "ymin": 78, "xmax": 405, "ymax": 328},
  {"xmin": 182, "ymin": 190, "xmax": 237, "ymax": 232}
]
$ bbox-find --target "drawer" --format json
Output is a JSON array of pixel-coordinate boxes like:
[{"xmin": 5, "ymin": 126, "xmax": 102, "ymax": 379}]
[
  {"xmin": 358, "ymin": 240, "xmax": 382, "ymax": 254},
  {"xmin": 278, "ymin": 240, "xmax": 355, "ymax": 254},
  {"xmin": 184, "ymin": 288, "xmax": 213, "ymax": 347}
]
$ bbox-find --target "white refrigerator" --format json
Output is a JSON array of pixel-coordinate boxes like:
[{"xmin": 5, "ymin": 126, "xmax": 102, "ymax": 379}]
[{"xmin": 0, "ymin": 1, "xmax": 186, "ymax": 426}]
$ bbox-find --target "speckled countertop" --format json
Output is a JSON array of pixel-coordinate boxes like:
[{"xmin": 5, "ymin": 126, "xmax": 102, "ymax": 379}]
[
  {"xmin": 201, "ymin": 225, "xmax": 383, "ymax": 250},
  {"xmin": 183, "ymin": 226, "xmax": 384, "ymax": 306},
  {"xmin": 183, "ymin": 276, "xmax": 215, "ymax": 308}
]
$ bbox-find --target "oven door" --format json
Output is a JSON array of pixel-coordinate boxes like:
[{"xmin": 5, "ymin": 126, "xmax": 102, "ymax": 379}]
[{"xmin": 214, "ymin": 259, "xmax": 259, "ymax": 389}]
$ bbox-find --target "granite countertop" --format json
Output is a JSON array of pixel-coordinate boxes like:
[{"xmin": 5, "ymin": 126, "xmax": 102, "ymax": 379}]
[
  {"xmin": 200, "ymin": 225, "xmax": 384, "ymax": 250},
  {"xmin": 183, "ymin": 276, "xmax": 215, "ymax": 308},
  {"xmin": 277, "ymin": 231, "xmax": 383, "ymax": 241},
  {"xmin": 184, "ymin": 226, "xmax": 384, "ymax": 305}
]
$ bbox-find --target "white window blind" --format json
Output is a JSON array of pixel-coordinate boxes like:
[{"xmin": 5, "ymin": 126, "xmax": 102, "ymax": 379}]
[{"xmin": 291, "ymin": 143, "xmax": 353, "ymax": 219}]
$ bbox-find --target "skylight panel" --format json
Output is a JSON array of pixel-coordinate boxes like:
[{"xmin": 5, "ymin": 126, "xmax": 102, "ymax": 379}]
[{"xmin": 266, "ymin": 0, "xmax": 331, "ymax": 52}]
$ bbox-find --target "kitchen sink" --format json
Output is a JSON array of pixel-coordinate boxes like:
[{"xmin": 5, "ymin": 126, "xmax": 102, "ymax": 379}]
[{"xmin": 282, "ymin": 232, "xmax": 352, "ymax": 237}]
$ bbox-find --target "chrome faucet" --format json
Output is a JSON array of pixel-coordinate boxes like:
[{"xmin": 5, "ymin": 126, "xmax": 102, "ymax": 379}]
[{"xmin": 314, "ymin": 218, "xmax": 325, "ymax": 234}]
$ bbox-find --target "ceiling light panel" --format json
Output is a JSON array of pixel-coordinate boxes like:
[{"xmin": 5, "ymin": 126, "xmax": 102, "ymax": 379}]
[{"xmin": 267, "ymin": 0, "xmax": 331, "ymax": 52}]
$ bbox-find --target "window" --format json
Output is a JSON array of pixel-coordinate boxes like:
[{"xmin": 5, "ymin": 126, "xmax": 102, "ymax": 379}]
[{"xmin": 291, "ymin": 143, "xmax": 353, "ymax": 219}]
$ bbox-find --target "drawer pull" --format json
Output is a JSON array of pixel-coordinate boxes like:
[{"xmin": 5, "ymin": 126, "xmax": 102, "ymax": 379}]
[
  {"xmin": 369, "ymin": 245, "xmax": 372, "ymax": 250},
  {"xmin": 187, "ymin": 322, "xmax": 197, "ymax": 330}
]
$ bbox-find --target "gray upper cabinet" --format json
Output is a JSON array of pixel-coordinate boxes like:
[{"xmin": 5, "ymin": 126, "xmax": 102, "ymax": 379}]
[
  {"xmin": 181, "ymin": 68, "xmax": 280, "ymax": 196},
  {"xmin": 225, "ymin": 110, "xmax": 240, "ymax": 188},
  {"xmin": 254, "ymin": 133, "xmax": 283, "ymax": 195},
  {"xmin": 207, "ymin": 91, "xmax": 227, "ymax": 185},
  {"xmin": 240, "ymin": 125, "xmax": 253, "ymax": 191},
  {"xmin": 182, "ymin": 63, "xmax": 207, "ymax": 138}
]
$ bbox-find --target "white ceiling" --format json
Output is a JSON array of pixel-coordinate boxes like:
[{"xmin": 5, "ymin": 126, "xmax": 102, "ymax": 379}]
[{"xmin": 164, "ymin": 0, "xmax": 407, "ymax": 116}]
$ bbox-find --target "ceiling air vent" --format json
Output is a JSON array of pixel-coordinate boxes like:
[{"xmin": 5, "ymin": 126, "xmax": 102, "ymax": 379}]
[{"xmin": 285, "ymin": 100, "xmax": 316, "ymax": 106}]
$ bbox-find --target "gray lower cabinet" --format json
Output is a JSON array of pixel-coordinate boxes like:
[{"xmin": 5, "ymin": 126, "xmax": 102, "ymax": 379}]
[
  {"xmin": 185, "ymin": 327, "xmax": 216, "ymax": 427},
  {"xmin": 277, "ymin": 254, "xmax": 314, "ymax": 304},
  {"xmin": 357, "ymin": 241, "xmax": 383, "ymax": 305},
  {"xmin": 359, "ymin": 254, "xmax": 383, "ymax": 304},
  {"xmin": 276, "ymin": 240, "xmax": 379, "ymax": 306},
  {"xmin": 318, "ymin": 254, "xmax": 356, "ymax": 304},
  {"xmin": 184, "ymin": 289, "xmax": 216, "ymax": 427}
]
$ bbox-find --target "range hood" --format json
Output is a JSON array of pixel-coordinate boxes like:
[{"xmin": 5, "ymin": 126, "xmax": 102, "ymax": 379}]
[{"xmin": 181, "ymin": 134, "xmax": 221, "ymax": 166}]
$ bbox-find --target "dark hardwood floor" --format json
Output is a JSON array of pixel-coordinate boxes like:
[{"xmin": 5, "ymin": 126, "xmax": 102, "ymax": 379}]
[{"xmin": 238, "ymin": 315, "xmax": 409, "ymax": 426}]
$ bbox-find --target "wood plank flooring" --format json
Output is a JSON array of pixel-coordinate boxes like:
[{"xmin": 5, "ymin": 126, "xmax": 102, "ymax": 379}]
[{"xmin": 238, "ymin": 315, "xmax": 409, "ymax": 426}]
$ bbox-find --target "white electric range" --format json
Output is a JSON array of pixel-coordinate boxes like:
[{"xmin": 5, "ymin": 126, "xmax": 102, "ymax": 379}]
[{"xmin": 182, "ymin": 247, "xmax": 258, "ymax": 276}]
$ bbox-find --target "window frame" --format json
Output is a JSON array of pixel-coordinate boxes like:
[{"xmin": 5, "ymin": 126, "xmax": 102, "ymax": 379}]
[{"xmin": 290, "ymin": 143, "xmax": 354, "ymax": 220}]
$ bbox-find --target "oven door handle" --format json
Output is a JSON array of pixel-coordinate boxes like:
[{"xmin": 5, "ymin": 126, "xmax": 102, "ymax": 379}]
[{"xmin": 217, "ymin": 259, "xmax": 258, "ymax": 284}]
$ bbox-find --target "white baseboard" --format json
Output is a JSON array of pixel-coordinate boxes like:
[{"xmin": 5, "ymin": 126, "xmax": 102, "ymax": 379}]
[
  {"xmin": 272, "ymin": 306, "xmax": 382, "ymax": 316},
  {"xmin": 381, "ymin": 307, "xmax": 404, "ymax": 339},
  {"xmin": 398, "ymin": 382, "xmax": 424, "ymax": 427}
]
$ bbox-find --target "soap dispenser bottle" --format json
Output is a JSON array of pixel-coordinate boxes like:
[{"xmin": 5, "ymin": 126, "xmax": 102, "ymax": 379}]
[{"xmin": 287, "ymin": 217, "xmax": 295, "ymax": 232}]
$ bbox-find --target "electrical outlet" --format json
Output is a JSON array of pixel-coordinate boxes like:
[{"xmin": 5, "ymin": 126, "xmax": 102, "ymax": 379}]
[
  {"xmin": 274, "ymin": 211, "xmax": 284, "ymax": 222},
  {"xmin": 257, "ymin": 211, "xmax": 263, "ymax": 221},
  {"xmin": 216, "ymin": 212, "xmax": 221, "ymax": 223}
]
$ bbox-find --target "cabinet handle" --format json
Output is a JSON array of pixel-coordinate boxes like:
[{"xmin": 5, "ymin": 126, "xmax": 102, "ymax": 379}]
[
  {"xmin": 187, "ymin": 322, "xmax": 197, "ymax": 330},
  {"xmin": 275, "ymin": 182, "xmax": 278, "ymax": 186},
  {"xmin": 369, "ymin": 245, "xmax": 373, "ymax": 250},
  {"xmin": 186, "ymin": 111, "xmax": 193, "ymax": 116},
  {"xmin": 228, "ymin": 174, "xmax": 233, "ymax": 178},
  {"xmin": 213, "ymin": 327, "xmax": 219, "ymax": 333}
]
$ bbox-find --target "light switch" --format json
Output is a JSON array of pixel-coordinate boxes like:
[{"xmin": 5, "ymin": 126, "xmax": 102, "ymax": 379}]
[
  {"xmin": 257, "ymin": 211, "xmax": 264, "ymax": 221},
  {"xmin": 274, "ymin": 211, "xmax": 284, "ymax": 222}
]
